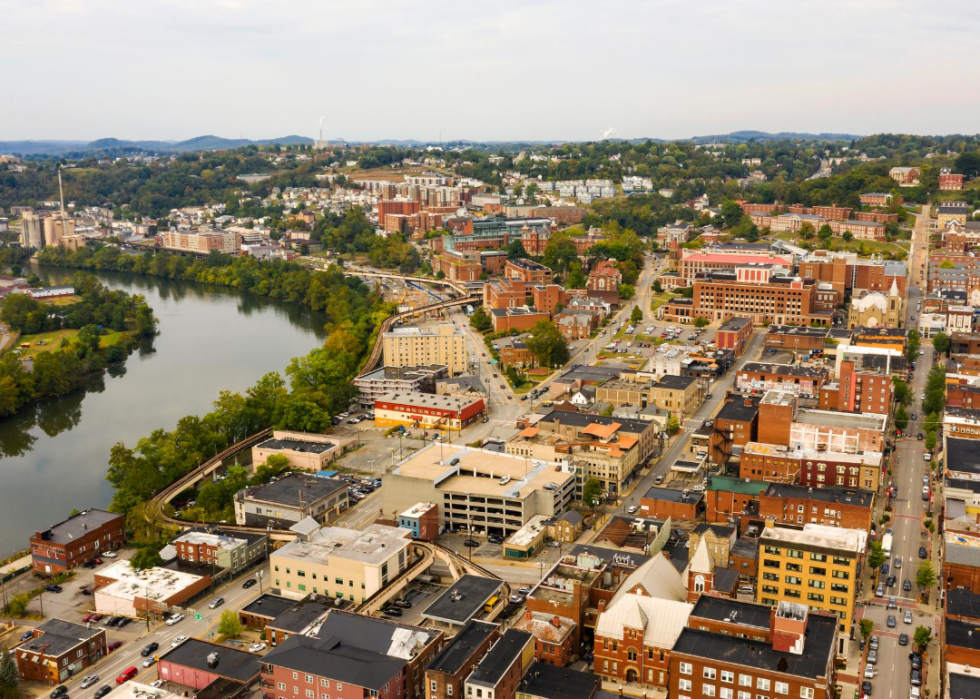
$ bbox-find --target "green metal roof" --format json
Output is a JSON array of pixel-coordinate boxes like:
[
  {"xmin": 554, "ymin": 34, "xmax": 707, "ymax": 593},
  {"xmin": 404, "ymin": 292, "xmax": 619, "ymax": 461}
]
[{"xmin": 707, "ymin": 475, "xmax": 768, "ymax": 495}]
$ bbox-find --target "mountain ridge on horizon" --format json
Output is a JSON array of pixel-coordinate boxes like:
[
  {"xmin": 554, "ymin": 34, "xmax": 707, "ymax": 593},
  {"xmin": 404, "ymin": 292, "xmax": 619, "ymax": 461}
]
[{"xmin": 0, "ymin": 130, "xmax": 865, "ymax": 157}]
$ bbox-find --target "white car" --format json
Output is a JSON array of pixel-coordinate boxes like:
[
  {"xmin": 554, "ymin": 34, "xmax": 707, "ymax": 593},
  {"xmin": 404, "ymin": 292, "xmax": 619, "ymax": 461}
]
[
  {"xmin": 627, "ymin": 506, "xmax": 638, "ymax": 514},
  {"xmin": 142, "ymin": 658, "xmax": 156, "ymax": 668},
  {"xmin": 151, "ymin": 680, "xmax": 164, "ymax": 689},
  {"xmin": 166, "ymin": 613, "xmax": 184, "ymax": 626},
  {"xmin": 102, "ymin": 551, "xmax": 117, "ymax": 558},
  {"xmin": 919, "ymin": 349, "xmax": 924, "ymax": 356},
  {"xmin": 171, "ymin": 635, "xmax": 187, "ymax": 647},
  {"xmin": 248, "ymin": 643, "xmax": 267, "ymax": 653}
]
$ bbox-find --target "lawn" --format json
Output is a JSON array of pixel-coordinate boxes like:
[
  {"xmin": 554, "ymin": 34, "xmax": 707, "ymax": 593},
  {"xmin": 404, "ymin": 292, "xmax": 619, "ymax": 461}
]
[
  {"xmin": 17, "ymin": 328, "xmax": 127, "ymax": 359},
  {"xmin": 42, "ymin": 295, "xmax": 82, "ymax": 307},
  {"xmin": 769, "ymin": 233, "xmax": 910, "ymax": 260}
]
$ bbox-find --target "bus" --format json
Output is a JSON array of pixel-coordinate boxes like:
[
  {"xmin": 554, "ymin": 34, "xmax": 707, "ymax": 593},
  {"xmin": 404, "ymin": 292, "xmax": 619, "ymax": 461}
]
[
  {"xmin": 484, "ymin": 596, "xmax": 500, "ymax": 613},
  {"xmin": 881, "ymin": 533, "xmax": 893, "ymax": 558}
]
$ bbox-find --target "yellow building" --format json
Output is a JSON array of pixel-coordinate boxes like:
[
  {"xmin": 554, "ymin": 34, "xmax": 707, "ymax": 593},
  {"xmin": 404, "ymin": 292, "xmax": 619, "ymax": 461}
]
[
  {"xmin": 846, "ymin": 281, "xmax": 902, "ymax": 330},
  {"xmin": 270, "ymin": 524, "xmax": 412, "ymax": 602},
  {"xmin": 383, "ymin": 324, "xmax": 467, "ymax": 376},
  {"xmin": 757, "ymin": 522, "xmax": 866, "ymax": 645}
]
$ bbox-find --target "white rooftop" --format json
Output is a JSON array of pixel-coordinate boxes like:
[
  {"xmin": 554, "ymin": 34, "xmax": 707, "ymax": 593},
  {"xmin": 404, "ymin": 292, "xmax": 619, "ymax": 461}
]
[
  {"xmin": 172, "ymin": 531, "xmax": 245, "ymax": 551},
  {"xmin": 97, "ymin": 561, "xmax": 205, "ymax": 602},
  {"xmin": 274, "ymin": 523, "xmax": 410, "ymax": 566},
  {"xmin": 505, "ymin": 514, "xmax": 550, "ymax": 548},
  {"xmin": 761, "ymin": 523, "xmax": 867, "ymax": 554},
  {"xmin": 400, "ymin": 502, "xmax": 437, "ymax": 519}
]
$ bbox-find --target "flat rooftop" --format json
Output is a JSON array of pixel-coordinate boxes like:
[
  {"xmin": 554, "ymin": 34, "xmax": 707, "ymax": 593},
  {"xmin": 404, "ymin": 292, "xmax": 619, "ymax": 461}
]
[
  {"xmin": 707, "ymin": 475, "xmax": 768, "ymax": 495},
  {"xmin": 741, "ymin": 362, "xmax": 827, "ymax": 378},
  {"xmin": 643, "ymin": 487, "xmax": 703, "ymax": 505},
  {"xmin": 506, "ymin": 515, "xmax": 550, "ymax": 548},
  {"xmin": 257, "ymin": 436, "xmax": 336, "ymax": 455},
  {"xmin": 35, "ymin": 508, "xmax": 122, "ymax": 546},
  {"xmin": 760, "ymin": 390, "xmax": 796, "ymax": 407},
  {"xmin": 689, "ymin": 595, "xmax": 772, "ymax": 629},
  {"xmin": 517, "ymin": 662, "xmax": 600, "ymax": 699},
  {"xmin": 718, "ymin": 316, "xmax": 752, "ymax": 331},
  {"xmin": 159, "ymin": 638, "xmax": 260, "ymax": 682},
  {"xmin": 400, "ymin": 502, "xmax": 437, "ymax": 519},
  {"xmin": 948, "ymin": 437, "xmax": 980, "ymax": 475},
  {"xmin": 766, "ymin": 325, "xmax": 831, "ymax": 337},
  {"xmin": 242, "ymin": 473, "xmax": 347, "ymax": 506},
  {"xmin": 268, "ymin": 597, "xmax": 333, "ymax": 633},
  {"xmin": 377, "ymin": 391, "xmax": 483, "ymax": 411},
  {"xmin": 173, "ymin": 530, "xmax": 249, "ymax": 551},
  {"xmin": 745, "ymin": 442, "xmax": 882, "ymax": 466},
  {"xmin": 763, "ymin": 482, "xmax": 874, "ymax": 509},
  {"xmin": 393, "ymin": 444, "xmax": 574, "ymax": 500},
  {"xmin": 240, "ymin": 594, "xmax": 295, "ymax": 620},
  {"xmin": 98, "ymin": 560, "xmax": 204, "ymax": 603},
  {"xmin": 426, "ymin": 620, "xmax": 499, "ymax": 674},
  {"xmin": 18, "ymin": 618, "xmax": 103, "ymax": 657},
  {"xmin": 422, "ymin": 575, "xmax": 505, "ymax": 626},
  {"xmin": 793, "ymin": 408, "xmax": 886, "ymax": 431},
  {"xmin": 760, "ymin": 523, "xmax": 867, "ymax": 554},
  {"xmin": 274, "ymin": 524, "xmax": 411, "ymax": 566},
  {"xmin": 384, "ymin": 324, "xmax": 461, "ymax": 337},
  {"xmin": 672, "ymin": 613, "xmax": 836, "ymax": 681}
]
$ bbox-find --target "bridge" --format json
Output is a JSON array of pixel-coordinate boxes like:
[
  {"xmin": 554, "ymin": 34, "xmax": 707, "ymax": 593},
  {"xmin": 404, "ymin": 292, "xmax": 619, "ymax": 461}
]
[{"xmin": 343, "ymin": 267, "xmax": 472, "ymax": 297}]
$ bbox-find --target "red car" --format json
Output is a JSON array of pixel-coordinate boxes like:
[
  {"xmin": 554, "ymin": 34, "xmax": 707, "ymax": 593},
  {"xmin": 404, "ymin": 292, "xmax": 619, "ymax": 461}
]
[
  {"xmin": 91, "ymin": 558, "xmax": 103, "ymax": 565},
  {"xmin": 108, "ymin": 641, "xmax": 123, "ymax": 652}
]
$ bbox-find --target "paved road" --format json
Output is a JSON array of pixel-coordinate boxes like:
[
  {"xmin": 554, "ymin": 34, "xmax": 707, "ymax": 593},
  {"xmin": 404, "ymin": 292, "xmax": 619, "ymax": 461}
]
[{"xmin": 856, "ymin": 204, "xmax": 940, "ymax": 699}]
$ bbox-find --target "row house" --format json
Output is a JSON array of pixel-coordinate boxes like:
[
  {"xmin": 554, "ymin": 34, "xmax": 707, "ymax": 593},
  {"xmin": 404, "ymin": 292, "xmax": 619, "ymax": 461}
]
[
  {"xmin": 736, "ymin": 362, "xmax": 828, "ymax": 398},
  {"xmin": 758, "ymin": 482, "xmax": 875, "ymax": 532},
  {"xmin": 740, "ymin": 443, "xmax": 882, "ymax": 492}
]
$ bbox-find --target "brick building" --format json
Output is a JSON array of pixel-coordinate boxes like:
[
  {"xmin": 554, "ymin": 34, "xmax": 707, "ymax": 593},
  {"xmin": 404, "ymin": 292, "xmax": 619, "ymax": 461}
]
[
  {"xmin": 490, "ymin": 307, "xmax": 551, "ymax": 333},
  {"xmin": 758, "ymin": 482, "xmax": 875, "ymax": 531},
  {"xmin": 715, "ymin": 316, "xmax": 753, "ymax": 357},
  {"xmin": 484, "ymin": 278, "xmax": 529, "ymax": 309},
  {"xmin": 940, "ymin": 168, "xmax": 965, "ymax": 191},
  {"xmin": 30, "ymin": 508, "xmax": 125, "ymax": 574},
  {"xmin": 817, "ymin": 360, "xmax": 893, "ymax": 415},
  {"xmin": 531, "ymin": 284, "xmax": 568, "ymax": 315},
  {"xmin": 735, "ymin": 362, "xmax": 828, "ymax": 398},
  {"xmin": 495, "ymin": 335, "xmax": 534, "ymax": 368},
  {"xmin": 15, "ymin": 619, "xmax": 107, "ymax": 685},
  {"xmin": 943, "ymin": 530, "xmax": 980, "ymax": 592},
  {"xmin": 668, "ymin": 602, "xmax": 839, "ymax": 699},
  {"xmin": 764, "ymin": 325, "xmax": 831, "ymax": 353},
  {"xmin": 587, "ymin": 260, "xmax": 622, "ymax": 295},
  {"xmin": 708, "ymin": 394, "xmax": 761, "ymax": 466},
  {"xmin": 512, "ymin": 611, "xmax": 577, "ymax": 667},
  {"xmin": 797, "ymin": 252, "xmax": 907, "ymax": 297},
  {"xmin": 158, "ymin": 638, "xmax": 261, "ymax": 692},
  {"xmin": 424, "ymin": 621, "xmax": 499, "ymax": 699},
  {"xmin": 172, "ymin": 528, "xmax": 268, "ymax": 578},
  {"xmin": 260, "ymin": 611, "xmax": 442, "ymax": 699},
  {"xmin": 741, "ymin": 443, "xmax": 882, "ymax": 492},
  {"xmin": 463, "ymin": 629, "xmax": 534, "ymax": 699},
  {"xmin": 375, "ymin": 391, "xmax": 485, "ymax": 432},
  {"xmin": 397, "ymin": 502, "xmax": 440, "ymax": 541},
  {"xmin": 640, "ymin": 487, "xmax": 704, "ymax": 520},
  {"xmin": 859, "ymin": 193, "xmax": 899, "ymax": 207},
  {"xmin": 790, "ymin": 409, "xmax": 887, "ymax": 454},
  {"xmin": 704, "ymin": 475, "xmax": 767, "ymax": 527},
  {"xmin": 505, "ymin": 259, "xmax": 553, "ymax": 284}
]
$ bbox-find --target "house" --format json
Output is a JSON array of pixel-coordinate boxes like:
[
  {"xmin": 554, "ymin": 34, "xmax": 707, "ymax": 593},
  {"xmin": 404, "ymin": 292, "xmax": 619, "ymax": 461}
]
[
  {"xmin": 512, "ymin": 610, "xmax": 577, "ymax": 666},
  {"xmin": 30, "ymin": 508, "xmax": 126, "ymax": 574},
  {"xmin": 889, "ymin": 166, "xmax": 921, "ymax": 186},
  {"xmin": 424, "ymin": 621, "xmax": 500, "ymax": 699},
  {"xmin": 556, "ymin": 309, "xmax": 596, "ymax": 340},
  {"xmin": 172, "ymin": 528, "xmax": 268, "ymax": 578},
  {"xmin": 234, "ymin": 473, "xmax": 349, "ymax": 528},
  {"xmin": 463, "ymin": 629, "xmax": 535, "ymax": 699}
]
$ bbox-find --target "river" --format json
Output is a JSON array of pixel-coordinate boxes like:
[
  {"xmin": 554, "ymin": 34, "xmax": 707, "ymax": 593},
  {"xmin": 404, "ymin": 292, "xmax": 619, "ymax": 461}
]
[{"xmin": 0, "ymin": 265, "xmax": 329, "ymax": 558}]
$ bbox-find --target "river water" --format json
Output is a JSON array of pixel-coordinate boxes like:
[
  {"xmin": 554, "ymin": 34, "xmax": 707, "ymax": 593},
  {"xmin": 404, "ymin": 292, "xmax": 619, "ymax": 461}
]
[{"xmin": 0, "ymin": 265, "xmax": 328, "ymax": 557}]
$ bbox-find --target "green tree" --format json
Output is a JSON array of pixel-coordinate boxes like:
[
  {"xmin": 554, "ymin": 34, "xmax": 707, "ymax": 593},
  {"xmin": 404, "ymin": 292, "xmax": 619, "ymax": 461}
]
[
  {"xmin": 841, "ymin": 231, "xmax": 853, "ymax": 242},
  {"xmin": 906, "ymin": 329, "xmax": 921, "ymax": 362},
  {"xmin": 867, "ymin": 541, "xmax": 887, "ymax": 571},
  {"xmin": 933, "ymin": 332, "xmax": 951, "ymax": 356},
  {"xmin": 630, "ymin": 306, "xmax": 643, "ymax": 324},
  {"xmin": 652, "ymin": 280, "xmax": 663, "ymax": 293},
  {"xmin": 859, "ymin": 618, "xmax": 875, "ymax": 641},
  {"xmin": 618, "ymin": 284, "xmax": 635, "ymax": 300},
  {"xmin": 665, "ymin": 416, "xmax": 680, "ymax": 435},
  {"xmin": 566, "ymin": 262, "xmax": 587, "ymax": 289},
  {"xmin": 721, "ymin": 200, "xmax": 745, "ymax": 229},
  {"xmin": 895, "ymin": 404, "xmax": 909, "ymax": 431},
  {"xmin": 916, "ymin": 560, "xmax": 936, "ymax": 589},
  {"xmin": 892, "ymin": 377, "xmax": 911, "ymax": 406},
  {"xmin": 925, "ymin": 432, "xmax": 937, "ymax": 451},
  {"xmin": 525, "ymin": 320, "xmax": 570, "ymax": 368},
  {"xmin": 583, "ymin": 477, "xmax": 604, "ymax": 510},
  {"xmin": 693, "ymin": 316, "xmax": 709, "ymax": 329},
  {"xmin": 218, "ymin": 609, "xmax": 243, "ymax": 638},
  {"xmin": 817, "ymin": 224, "xmax": 833, "ymax": 243},
  {"xmin": 939, "ymin": 260, "xmax": 955, "ymax": 269},
  {"xmin": 506, "ymin": 239, "xmax": 528, "ymax": 260},
  {"xmin": 0, "ymin": 646, "xmax": 18, "ymax": 686},
  {"xmin": 799, "ymin": 222, "xmax": 815, "ymax": 239},
  {"xmin": 130, "ymin": 547, "xmax": 163, "ymax": 570},
  {"xmin": 253, "ymin": 454, "xmax": 291, "ymax": 484},
  {"xmin": 470, "ymin": 305, "xmax": 492, "ymax": 333},
  {"xmin": 955, "ymin": 151, "xmax": 980, "ymax": 179},
  {"xmin": 5, "ymin": 593, "xmax": 30, "ymax": 617},
  {"xmin": 913, "ymin": 625, "xmax": 933, "ymax": 651}
]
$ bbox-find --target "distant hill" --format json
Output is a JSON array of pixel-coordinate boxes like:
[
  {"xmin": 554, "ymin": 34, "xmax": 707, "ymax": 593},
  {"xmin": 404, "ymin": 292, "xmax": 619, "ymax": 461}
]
[
  {"xmin": 687, "ymin": 130, "xmax": 863, "ymax": 143},
  {"xmin": 0, "ymin": 134, "xmax": 315, "ymax": 157}
]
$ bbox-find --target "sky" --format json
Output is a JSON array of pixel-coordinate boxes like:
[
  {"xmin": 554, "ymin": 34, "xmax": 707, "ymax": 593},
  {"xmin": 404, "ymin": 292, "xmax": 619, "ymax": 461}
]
[{"xmin": 4, "ymin": 0, "xmax": 980, "ymax": 143}]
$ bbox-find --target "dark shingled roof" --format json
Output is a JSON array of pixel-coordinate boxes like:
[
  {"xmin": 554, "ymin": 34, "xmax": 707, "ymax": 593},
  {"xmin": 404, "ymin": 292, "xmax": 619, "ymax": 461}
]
[
  {"xmin": 946, "ymin": 617, "xmax": 980, "ymax": 651},
  {"xmin": 950, "ymin": 672, "xmax": 980, "ymax": 699},
  {"xmin": 240, "ymin": 594, "xmax": 295, "ymax": 620},
  {"xmin": 242, "ymin": 473, "xmax": 346, "ymax": 506},
  {"xmin": 17, "ymin": 619, "xmax": 103, "ymax": 657},
  {"xmin": 268, "ymin": 597, "xmax": 333, "ymax": 633},
  {"xmin": 35, "ymin": 509, "xmax": 123, "ymax": 546},
  {"xmin": 946, "ymin": 589, "xmax": 980, "ymax": 621},
  {"xmin": 425, "ymin": 620, "xmax": 498, "ymax": 675},
  {"xmin": 948, "ymin": 437, "xmax": 980, "ymax": 476},
  {"xmin": 673, "ymin": 613, "xmax": 837, "ymax": 680},
  {"xmin": 716, "ymin": 395, "xmax": 761, "ymax": 423}
]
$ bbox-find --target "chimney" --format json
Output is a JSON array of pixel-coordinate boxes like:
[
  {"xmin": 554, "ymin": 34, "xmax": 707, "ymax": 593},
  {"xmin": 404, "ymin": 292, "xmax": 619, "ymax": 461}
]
[
  {"xmin": 597, "ymin": 599, "xmax": 606, "ymax": 613},
  {"xmin": 551, "ymin": 616, "xmax": 561, "ymax": 629},
  {"xmin": 524, "ymin": 610, "xmax": 533, "ymax": 622},
  {"xmin": 744, "ymin": 398, "xmax": 753, "ymax": 407}
]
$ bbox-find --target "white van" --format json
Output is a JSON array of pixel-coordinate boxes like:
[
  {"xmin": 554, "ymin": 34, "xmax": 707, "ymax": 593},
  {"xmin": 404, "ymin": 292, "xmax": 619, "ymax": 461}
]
[{"xmin": 691, "ymin": 484, "xmax": 706, "ymax": 493}]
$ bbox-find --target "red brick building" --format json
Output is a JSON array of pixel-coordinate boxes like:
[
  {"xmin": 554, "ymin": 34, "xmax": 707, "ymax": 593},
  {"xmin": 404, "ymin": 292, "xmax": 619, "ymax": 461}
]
[
  {"xmin": 741, "ymin": 443, "xmax": 882, "ymax": 492},
  {"xmin": 817, "ymin": 360, "xmax": 893, "ymax": 415},
  {"xmin": 853, "ymin": 210, "xmax": 899, "ymax": 224},
  {"xmin": 424, "ymin": 621, "xmax": 499, "ymax": 699},
  {"xmin": 433, "ymin": 253, "xmax": 483, "ymax": 282},
  {"xmin": 709, "ymin": 394, "xmax": 760, "ymax": 466},
  {"xmin": 859, "ymin": 193, "xmax": 900, "ymax": 207},
  {"xmin": 715, "ymin": 316, "xmax": 753, "ymax": 356},
  {"xmin": 158, "ymin": 638, "xmax": 261, "ymax": 691},
  {"xmin": 736, "ymin": 362, "xmax": 828, "ymax": 398},
  {"xmin": 505, "ymin": 258, "xmax": 553, "ymax": 284},
  {"xmin": 797, "ymin": 253, "xmax": 907, "ymax": 297},
  {"xmin": 15, "ymin": 619, "xmax": 107, "ymax": 685},
  {"xmin": 704, "ymin": 476, "xmax": 768, "ymax": 526},
  {"xmin": 943, "ymin": 530, "xmax": 980, "ymax": 592},
  {"xmin": 463, "ymin": 629, "xmax": 534, "ymax": 699},
  {"xmin": 668, "ymin": 603, "xmax": 838, "ymax": 699},
  {"xmin": 30, "ymin": 508, "xmax": 125, "ymax": 574},
  {"xmin": 940, "ymin": 168, "xmax": 965, "ymax": 191},
  {"xmin": 588, "ymin": 260, "xmax": 622, "ymax": 294},
  {"xmin": 758, "ymin": 482, "xmax": 874, "ymax": 531},
  {"xmin": 484, "ymin": 277, "xmax": 528, "ymax": 309},
  {"xmin": 490, "ymin": 307, "xmax": 550, "ymax": 333},
  {"xmin": 531, "ymin": 284, "xmax": 569, "ymax": 315},
  {"xmin": 398, "ymin": 502, "xmax": 440, "ymax": 541},
  {"xmin": 640, "ymin": 487, "xmax": 704, "ymax": 520},
  {"xmin": 512, "ymin": 611, "xmax": 577, "ymax": 667}
]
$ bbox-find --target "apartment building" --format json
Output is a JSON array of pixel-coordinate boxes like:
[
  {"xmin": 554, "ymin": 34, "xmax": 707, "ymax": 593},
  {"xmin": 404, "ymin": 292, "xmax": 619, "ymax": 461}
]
[
  {"xmin": 173, "ymin": 528, "xmax": 268, "ymax": 577},
  {"xmin": 790, "ymin": 409, "xmax": 887, "ymax": 454},
  {"xmin": 817, "ymin": 360, "xmax": 893, "ymax": 416},
  {"xmin": 383, "ymin": 325, "xmax": 467, "ymax": 376},
  {"xmin": 859, "ymin": 192, "xmax": 898, "ymax": 207},
  {"xmin": 741, "ymin": 443, "xmax": 882, "ymax": 492},
  {"xmin": 797, "ymin": 251, "xmax": 907, "ymax": 297},
  {"xmin": 758, "ymin": 482, "xmax": 875, "ymax": 531},
  {"xmin": 484, "ymin": 278, "xmax": 529, "ymax": 309},
  {"xmin": 30, "ymin": 508, "xmax": 125, "ymax": 574},
  {"xmin": 270, "ymin": 524, "xmax": 412, "ymax": 602},
  {"xmin": 756, "ymin": 522, "xmax": 867, "ymax": 637},
  {"xmin": 736, "ymin": 362, "xmax": 828, "ymax": 398},
  {"xmin": 353, "ymin": 364, "xmax": 448, "ymax": 408},
  {"xmin": 668, "ymin": 601, "xmax": 839, "ymax": 699},
  {"xmin": 161, "ymin": 228, "xmax": 241, "ymax": 254},
  {"xmin": 14, "ymin": 619, "xmax": 108, "ymax": 685}
]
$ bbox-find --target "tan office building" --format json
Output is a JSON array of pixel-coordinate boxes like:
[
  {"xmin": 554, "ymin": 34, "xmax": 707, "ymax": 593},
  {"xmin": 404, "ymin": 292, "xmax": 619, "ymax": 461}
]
[
  {"xmin": 383, "ymin": 324, "xmax": 467, "ymax": 376},
  {"xmin": 270, "ymin": 524, "xmax": 412, "ymax": 602}
]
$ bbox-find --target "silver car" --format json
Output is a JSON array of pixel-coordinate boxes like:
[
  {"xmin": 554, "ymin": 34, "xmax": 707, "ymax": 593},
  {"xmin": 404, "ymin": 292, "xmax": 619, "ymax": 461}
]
[{"xmin": 80, "ymin": 675, "xmax": 100, "ymax": 689}]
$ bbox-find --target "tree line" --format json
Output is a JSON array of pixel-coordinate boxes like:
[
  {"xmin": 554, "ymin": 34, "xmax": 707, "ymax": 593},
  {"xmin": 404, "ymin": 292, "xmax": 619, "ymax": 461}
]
[{"xmin": 0, "ymin": 273, "xmax": 159, "ymax": 417}]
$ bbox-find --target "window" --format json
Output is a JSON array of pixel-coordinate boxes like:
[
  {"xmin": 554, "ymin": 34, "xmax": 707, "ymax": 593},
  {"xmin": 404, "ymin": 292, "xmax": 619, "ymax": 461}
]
[
  {"xmin": 679, "ymin": 680, "xmax": 692, "ymax": 692},
  {"xmin": 279, "ymin": 684, "xmax": 287, "ymax": 691},
  {"xmin": 721, "ymin": 671, "xmax": 734, "ymax": 684},
  {"xmin": 336, "ymin": 685, "xmax": 342, "ymax": 692},
  {"xmin": 739, "ymin": 675, "xmax": 752, "ymax": 687},
  {"xmin": 627, "ymin": 649, "xmax": 637, "ymax": 661},
  {"xmin": 679, "ymin": 662, "xmax": 693, "ymax": 675},
  {"xmin": 704, "ymin": 668, "xmax": 717, "ymax": 680},
  {"xmin": 305, "ymin": 676, "xmax": 313, "ymax": 684},
  {"xmin": 321, "ymin": 680, "xmax": 328, "ymax": 687},
  {"xmin": 775, "ymin": 682, "xmax": 789, "ymax": 695},
  {"xmin": 703, "ymin": 685, "xmax": 716, "ymax": 697},
  {"xmin": 800, "ymin": 690, "xmax": 814, "ymax": 699},
  {"xmin": 292, "ymin": 674, "xmax": 298, "ymax": 681},
  {"xmin": 739, "ymin": 692, "xmax": 751, "ymax": 699},
  {"xmin": 431, "ymin": 682, "xmax": 437, "ymax": 692},
  {"xmin": 757, "ymin": 679, "xmax": 770, "ymax": 691},
  {"xmin": 720, "ymin": 689, "xmax": 734, "ymax": 699},
  {"xmin": 306, "ymin": 691, "xmax": 314, "ymax": 698}
]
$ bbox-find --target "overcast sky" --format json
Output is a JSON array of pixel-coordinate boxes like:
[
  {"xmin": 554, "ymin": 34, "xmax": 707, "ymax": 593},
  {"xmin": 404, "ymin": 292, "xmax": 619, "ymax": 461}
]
[{"xmin": 4, "ymin": 0, "xmax": 980, "ymax": 143}]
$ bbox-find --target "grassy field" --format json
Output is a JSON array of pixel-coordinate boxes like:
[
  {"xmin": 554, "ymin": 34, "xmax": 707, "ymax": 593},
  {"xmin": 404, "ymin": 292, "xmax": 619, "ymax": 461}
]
[
  {"xmin": 771, "ymin": 232, "xmax": 910, "ymax": 259},
  {"xmin": 43, "ymin": 295, "xmax": 82, "ymax": 307},
  {"xmin": 17, "ymin": 328, "xmax": 127, "ymax": 359}
]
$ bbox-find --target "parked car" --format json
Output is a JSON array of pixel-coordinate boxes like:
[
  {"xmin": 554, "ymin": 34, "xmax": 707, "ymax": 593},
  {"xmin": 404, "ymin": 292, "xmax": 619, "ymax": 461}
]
[
  {"xmin": 166, "ymin": 613, "xmax": 184, "ymax": 626},
  {"xmin": 44, "ymin": 584, "xmax": 62, "ymax": 593},
  {"xmin": 102, "ymin": 551, "xmax": 117, "ymax": 558},
  {"xmin": 861, "ymin": 681, "xmax": 872, "ymax": 697},
  {"xmin": 910, "ymin": 669, "xmax": 922, "ymax": 686},
  {"xmin": 116, "ymin": 617, "xmax": 130, "ymax": 628},
  {"xmin": 382, "ymin": 607, "xmax": 402, "ymax": 617},
  {"xmin": 108, "ymin": 641, "xmax": 122, "ymax": 652},
  {"xmin": 394, "ymin": 599, "xmax": 412, "ymax": 609},
  {"xmin": 869, "ymin": 635, "xmax": 879, "ymax": 651},
  {"xmin": 867, "ymin": 650, "xmax": 877, "ymax": 665},
  {"xmin": 904, "ymin": 610, "xmax": 913, "ymax": 624},
  {"xmin": 464, "ymin": 539, "xmax": 480, "ymax": 547},
  {"xmin": 150, "ymin": 681, "xmax": 164, "ymax": 689},
  {"xmin": 910, "ymin": 652, "xmax": 922, "ymax": 669},
  {"xmin": 919, "ymin": 547, "xmax": 928, "ymax": 559},
  {"xmin": 887, "ymin": 615, "xmax": 897, "ymax": 628},
  {"xmin": 248, "ymin": 643, "xmax": 267, "ymax": 653},
  {"xmin": 627, "ymin": 506, "xmax": 638, "ymax": 514},
  {"xmin": 509, "ymin": 595, "xmax": 524, "ymax": 604},
  {"xmin": 518, "ymin": 586, "xmax": 531, "ymax": 595}
]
